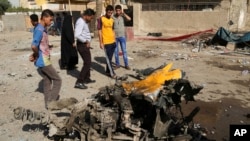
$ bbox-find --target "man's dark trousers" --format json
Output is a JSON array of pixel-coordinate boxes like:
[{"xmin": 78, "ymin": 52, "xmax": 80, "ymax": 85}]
[
  {"xmin": 104, "ymin": 42, "xmax": 116, "ymax": 75},
  {"xmin": 76, "ymin": 43, "xmax": 91, "ymax": 83},
  {"xmin": 39, "ymin": 64, "xmax": 62, "ymax": 108}
]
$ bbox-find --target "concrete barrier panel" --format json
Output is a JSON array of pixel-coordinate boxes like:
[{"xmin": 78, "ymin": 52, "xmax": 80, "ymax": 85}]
[{"xmin": 2, "ymin": 14, "xmax": 26, "ymax": 32}]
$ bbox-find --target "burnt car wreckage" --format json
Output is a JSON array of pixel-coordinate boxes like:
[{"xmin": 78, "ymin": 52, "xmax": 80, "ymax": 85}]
[{"xmin": 13, "ymin": 63, "xmax": 211, "ymax": 141}]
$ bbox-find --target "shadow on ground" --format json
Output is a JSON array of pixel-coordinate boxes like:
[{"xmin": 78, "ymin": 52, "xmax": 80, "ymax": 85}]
[{"xmin": 181, "ymin": 98, "xmax": 250, "ymax": 141}]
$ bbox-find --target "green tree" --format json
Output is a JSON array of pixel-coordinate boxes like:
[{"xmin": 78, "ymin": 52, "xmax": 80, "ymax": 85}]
[{"xmin": 0, "ymin": 0, "xmax": 11, "ymax": 15}]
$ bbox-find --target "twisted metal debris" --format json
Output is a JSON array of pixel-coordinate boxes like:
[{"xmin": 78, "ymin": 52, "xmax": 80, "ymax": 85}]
[
  {"xmin": 13, "ymin": 63, "xmax": 211, "ymax": 141},
  {"xmin": 13, "ymin": 107, "xmax": 47, "ymax": 124}
]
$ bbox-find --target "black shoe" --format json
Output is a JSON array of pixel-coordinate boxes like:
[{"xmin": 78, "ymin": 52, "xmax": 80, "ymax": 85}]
[
  {"xmin": 67, "ymin": 66, "xmax": 77, "ymax": 70},
  {"xmin": 84, "ymin": 79, "xmax": 96, "ymax": 84},
  {"xmin": 60, "ymin": 66, "xmax": 67, "ymax": 70},
  {"xmin": 74, "ymin": 83, "xmax": 88, "ymax": 89}
]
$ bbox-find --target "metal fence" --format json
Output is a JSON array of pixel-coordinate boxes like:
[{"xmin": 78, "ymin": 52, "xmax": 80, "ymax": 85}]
[{"xmin": 142, "ymin": 2, "xmax": 220, "ymax": 11}]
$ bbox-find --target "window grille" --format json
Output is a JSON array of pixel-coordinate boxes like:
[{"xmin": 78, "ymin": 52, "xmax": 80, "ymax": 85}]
[{"xmin": 142, "ymin": 2, "xmax": 220, "ymax": 11}]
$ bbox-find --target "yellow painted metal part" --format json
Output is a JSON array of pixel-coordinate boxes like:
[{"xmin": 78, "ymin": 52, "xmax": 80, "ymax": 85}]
[
  {"xmin": 122, "ymin": 63, "xmax": 182, "ymax": 97},
  {"xmin": 36, "ymin": 0, "xmax": 47, "ymax": 6}
]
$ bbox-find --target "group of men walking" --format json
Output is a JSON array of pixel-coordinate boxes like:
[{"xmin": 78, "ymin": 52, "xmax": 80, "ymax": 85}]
[{"xmin": 29, "ymin": 5, "xmax": 131, "ymax": 109}]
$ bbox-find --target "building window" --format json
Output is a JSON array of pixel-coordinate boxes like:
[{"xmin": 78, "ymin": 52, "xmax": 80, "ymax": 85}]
[{"xmin": 142, "ymin": 1, "xmax": 221, "ymax": 11}]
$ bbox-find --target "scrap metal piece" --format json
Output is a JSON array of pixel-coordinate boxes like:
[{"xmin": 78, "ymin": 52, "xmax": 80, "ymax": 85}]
[
  {"xmin": 133, "ymin": 63, "xmax": 166, "ymax": 79},
  {"xmin": 13, "ymin": 107, "xmax": 47, "ymax": 124},
  {"xmin": 13, "ymin": 63, "xmax": 209, "ymax": 141},
  {"xmin": 122, "ymin": 63, "xmax": 183, "ymax": 101}
]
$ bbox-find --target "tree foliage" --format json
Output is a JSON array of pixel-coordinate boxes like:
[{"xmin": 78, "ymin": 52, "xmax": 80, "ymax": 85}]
[
  {"xmin": 7, "ymin": 7, "xmax": 29, "ymax": 12},
  {"xmin": 6, "ymin": 7, "xmax": 42, "ymax": 13},
  {"xmin": 0, "ymin": 0, "xmax": 11, "ymax": 15}
]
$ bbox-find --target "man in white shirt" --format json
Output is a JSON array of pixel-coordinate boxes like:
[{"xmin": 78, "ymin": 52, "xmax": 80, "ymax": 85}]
[{"xmin": 74, "ymin": 9, "xmax": 95, "ymax": 89}]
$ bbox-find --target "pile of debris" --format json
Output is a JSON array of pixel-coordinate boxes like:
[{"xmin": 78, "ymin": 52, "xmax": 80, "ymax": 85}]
[
  {"xmin": 181, "ymin": 32, "xmax": 214, "ymax": 52},
  {"xmin": 13, "ymin": 63, "xmax": 213, "ymax": 141},
  {"xmin": 181, "ymin": 27, "xmax": 250, "ymax": 53}
]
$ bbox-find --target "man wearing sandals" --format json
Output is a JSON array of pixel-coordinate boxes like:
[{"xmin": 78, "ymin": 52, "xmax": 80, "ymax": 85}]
[
  {"xmin": 29, "ymin": 9, "xmax": 62, "ymax": 109},
  {"xmin": 97, "ymin": 5, "xmax": 117, "ymax": 79}
]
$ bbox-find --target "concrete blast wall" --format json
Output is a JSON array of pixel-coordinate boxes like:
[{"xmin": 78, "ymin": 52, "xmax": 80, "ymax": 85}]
[
  {"xmin": 229, "ymin": 0, "xmax": 248, "ymax": 30},
  {"xmin": 133, "ymin": 3, "xmax": 229, "ymax": 36},
  {"xmin": 2, "ymin": 14, "xmax": 27, "ymax": 32},
  {"xmin": 133, "ymin": 0, "xmax": 249, "ymax": 36}
]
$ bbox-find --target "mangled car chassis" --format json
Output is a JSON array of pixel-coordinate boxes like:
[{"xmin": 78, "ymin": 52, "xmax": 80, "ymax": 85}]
[{"xmin": 13, "ymin": 63, "xmax": 209, "ymax": 141}]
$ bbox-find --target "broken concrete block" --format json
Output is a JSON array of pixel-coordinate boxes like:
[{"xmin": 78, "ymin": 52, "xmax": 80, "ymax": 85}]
[{"xmin": 226, "ymin": 42, "xmax": 236, "ymax": 51}]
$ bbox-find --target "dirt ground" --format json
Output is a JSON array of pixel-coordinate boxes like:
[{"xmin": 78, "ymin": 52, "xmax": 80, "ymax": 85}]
[{"xmin": 0, "ymin": 31, "xmax": 250, "ymax": 141}]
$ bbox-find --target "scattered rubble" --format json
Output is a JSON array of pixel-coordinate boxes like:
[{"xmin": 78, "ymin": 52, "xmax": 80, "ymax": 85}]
[
  {"xmin": 8, "ymin": 73, "xmax": 17, "ymax": 77},
  {"xmin": 147, "ymin": 32, "xmax": 162, "ymax": 37},
  {"xmin": 241, "ymin": 70, "xmax": 249, "ymax": 75},
  {"xmin": 181, "ymin": 32, "xmax": 214, "ymax": 52},
  {"xmin": 13, "ymin": 64, "xmax": 209, "ymax": 141},
  {"xmin": 1, "ymin": 30, "xmax": 249, "ymax": 141},
  {"xmin": 179, "ymin": 28, "xmax": 250, "ymax": 57}
]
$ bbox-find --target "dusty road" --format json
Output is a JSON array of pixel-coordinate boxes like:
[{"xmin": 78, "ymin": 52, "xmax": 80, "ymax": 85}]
[{"xmin": 0, "ymin": 31, "xmax": 249, "ymax": 141}]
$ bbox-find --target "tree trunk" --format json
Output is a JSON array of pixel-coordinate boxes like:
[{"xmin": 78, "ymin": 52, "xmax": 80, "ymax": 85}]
[{"xmin": 94, "ymin": 0, "xmax": 103, "ymax": 37}]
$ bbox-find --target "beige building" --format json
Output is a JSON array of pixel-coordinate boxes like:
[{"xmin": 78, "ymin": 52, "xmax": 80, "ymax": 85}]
[
  {"xmin": 18, "ymin": 0, "xmax": 60, "ymax": 9},
  {"xmin": 131, "ymin": 0, "xmax": 250, "ymax": 36},
  {"xmin": 2, "ymin": 0, "xmax": 250, "ymax": 35}
]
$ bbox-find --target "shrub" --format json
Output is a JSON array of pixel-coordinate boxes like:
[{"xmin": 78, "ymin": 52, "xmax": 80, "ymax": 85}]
[
  {"xmin": 6, "ymin": 7, "xmax": 42, "ymax": 13},
  {"xmin": 0, "ymin": 0, "xmax": 11, "ymax": 15}
]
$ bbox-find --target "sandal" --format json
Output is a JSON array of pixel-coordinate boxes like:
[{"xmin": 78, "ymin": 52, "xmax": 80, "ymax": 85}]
[
  {"xmin": 105, "ymin": 72, "xmax": 117, "ymax": 79},
  {"xmin": 111, "ymin": 74, "xmax": 118, "ymax": 79},
  {"xmin": 105, "ymin": 73, "xmax": 111, "ymax": 77},
  {"xmin": 113, "ymin": 65, "xmax": 120, "ymax": 70}
]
